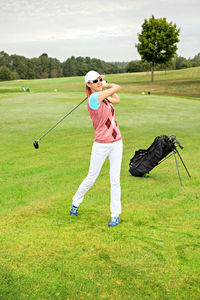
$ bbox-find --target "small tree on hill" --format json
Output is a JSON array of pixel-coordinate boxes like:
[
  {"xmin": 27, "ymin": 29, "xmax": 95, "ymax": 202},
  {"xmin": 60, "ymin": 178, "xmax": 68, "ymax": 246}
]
[{"xmin": 136, "ymin": 15, "xmax": 180, "ymax": 82}]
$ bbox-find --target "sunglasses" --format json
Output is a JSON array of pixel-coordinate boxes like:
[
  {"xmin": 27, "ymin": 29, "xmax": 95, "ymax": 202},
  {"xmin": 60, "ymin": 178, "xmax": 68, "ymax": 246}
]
[{"xmin": 89, "ymin": 78, "xmax": 103, "ymax": 84}]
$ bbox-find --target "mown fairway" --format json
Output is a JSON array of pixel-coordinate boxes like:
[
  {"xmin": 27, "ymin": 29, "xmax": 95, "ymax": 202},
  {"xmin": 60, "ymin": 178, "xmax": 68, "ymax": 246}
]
[{"xmin": 0, "ymin": 68, "xmax": 200, "ymax": 299}]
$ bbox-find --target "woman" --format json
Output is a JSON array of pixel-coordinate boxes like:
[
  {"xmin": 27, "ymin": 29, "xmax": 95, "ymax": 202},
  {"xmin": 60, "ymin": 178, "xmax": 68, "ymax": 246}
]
[{"xmin": 70, "ymin": 70, "xmax": 123, "ymax": 226}]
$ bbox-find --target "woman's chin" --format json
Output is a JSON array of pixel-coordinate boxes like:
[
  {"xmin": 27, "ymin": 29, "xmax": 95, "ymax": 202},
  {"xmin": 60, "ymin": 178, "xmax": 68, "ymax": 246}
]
[{"xmin": 97, "ymin": 87, "xmax": 103, "ymax": 92}]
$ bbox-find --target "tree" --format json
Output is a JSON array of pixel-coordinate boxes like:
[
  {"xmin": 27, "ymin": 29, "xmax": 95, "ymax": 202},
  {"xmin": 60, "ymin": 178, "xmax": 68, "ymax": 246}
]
[
  {"xmin": 0, "ymin": 66, "xmax": 19, "ymax": 81},
  {"xmin": 0, "ymin": 51, "xmax": 11, "ymax": 68},
  {"xmin": 189, "ymin": 53, "xmax": 200, "ymax": 67},
  {"xmin": 175, "ymin": 56, "xmax": 192, "ymax": 69},
  {"xmin": 10, "ymin": 54, "xmax": 28, "ymax": 79},
  {"xmin": 63, "ymin": 56, "xmax": 79, "ymax": 77},
  {"xmin": 48, "ymin": 57, "xmax": 62, "ymax": 78},
  {"xmin": 126, "ymin": 60, "xmax": 144, "ymax": 72},
  {"xmin": 38, "ymin": 53, "xmax": 49, "ymax": 78},
  {"xmin": 136, "ymin": 15, "xmax": 180, "ymax": 82}
]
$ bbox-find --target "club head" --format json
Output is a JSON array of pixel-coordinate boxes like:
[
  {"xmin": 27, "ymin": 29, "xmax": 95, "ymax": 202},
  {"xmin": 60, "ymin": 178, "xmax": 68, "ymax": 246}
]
[{"xmin": 33, "ymin": 141, "xmax": 39, "ymax": 149}]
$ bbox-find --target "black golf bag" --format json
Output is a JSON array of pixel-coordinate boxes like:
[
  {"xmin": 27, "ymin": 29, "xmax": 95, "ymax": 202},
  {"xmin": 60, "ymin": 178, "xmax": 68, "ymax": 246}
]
[{"xmin": 129, "ymin": 135, "xmax": 191, "ymax": 185}]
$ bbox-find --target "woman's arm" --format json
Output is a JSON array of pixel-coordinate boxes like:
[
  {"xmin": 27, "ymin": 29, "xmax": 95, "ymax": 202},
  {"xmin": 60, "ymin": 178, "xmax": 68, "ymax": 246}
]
[
  {"xmin": 98, "ymin": 83, "xmax": 120, "ymax": 103},
  {"xmin": 107, "ymin": 93, "xmax": 120, "ymax": 104}
]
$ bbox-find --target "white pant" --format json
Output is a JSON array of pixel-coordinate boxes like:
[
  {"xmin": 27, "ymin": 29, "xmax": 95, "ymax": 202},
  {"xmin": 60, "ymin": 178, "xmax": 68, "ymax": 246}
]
[{"xmin": 72, "ymin": 139, "xmax": 123, "ymax": 217}]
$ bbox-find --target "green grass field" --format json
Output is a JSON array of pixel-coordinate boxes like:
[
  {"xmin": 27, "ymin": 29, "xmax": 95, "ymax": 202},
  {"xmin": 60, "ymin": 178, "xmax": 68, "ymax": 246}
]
[{"xmin": 0, "ymin": 68, "xmax": 200, "ymax": 299}]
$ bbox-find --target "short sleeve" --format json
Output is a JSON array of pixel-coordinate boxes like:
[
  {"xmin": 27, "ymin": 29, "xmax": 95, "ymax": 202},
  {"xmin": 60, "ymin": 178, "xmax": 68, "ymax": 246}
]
[{"xmin": 89, "ymin": 92, "xmax": 100, "ymax": 110}]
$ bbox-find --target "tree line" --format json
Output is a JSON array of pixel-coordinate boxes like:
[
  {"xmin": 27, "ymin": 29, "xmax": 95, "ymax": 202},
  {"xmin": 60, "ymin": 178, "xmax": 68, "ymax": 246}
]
[
  {"xmin": 0, "ymin": 50, "xmax": 199, "ymax": 81},
  {"xmin": 0, "ymin": 51, "xmax": 126, "ymax": 81},
  {"xmin": 126, "ymin": 53, "xmax": 200, "ymax": 73}
]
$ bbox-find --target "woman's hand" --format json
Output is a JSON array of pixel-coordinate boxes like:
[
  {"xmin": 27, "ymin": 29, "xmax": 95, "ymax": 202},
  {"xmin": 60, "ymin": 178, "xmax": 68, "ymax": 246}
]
[
  {"xmin": 102, "ymin": 82, "xmax": 118, "ymax": 89},
  {"xmin": 102, "ymin": 81, "xmax": 110, "ymax": 89}
]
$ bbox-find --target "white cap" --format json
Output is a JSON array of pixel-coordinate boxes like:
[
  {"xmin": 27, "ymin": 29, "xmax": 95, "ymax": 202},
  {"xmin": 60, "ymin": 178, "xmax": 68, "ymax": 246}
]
[{"xmin": 85, "ymin": 70, "xmax": 104, "ymax": 83}]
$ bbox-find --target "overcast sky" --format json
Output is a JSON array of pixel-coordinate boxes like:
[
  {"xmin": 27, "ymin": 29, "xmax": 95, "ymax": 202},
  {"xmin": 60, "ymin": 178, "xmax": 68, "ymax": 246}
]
[{"xmin": 0, "ymin": 0, "xmax": 199, "ymax": 62}]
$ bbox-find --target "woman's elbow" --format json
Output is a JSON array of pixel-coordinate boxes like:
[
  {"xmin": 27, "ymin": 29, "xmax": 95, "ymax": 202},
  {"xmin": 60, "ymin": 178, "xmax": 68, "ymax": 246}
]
[{"xmin": 116, "ymin": 84, "xmax": 120, "ymax": 92}]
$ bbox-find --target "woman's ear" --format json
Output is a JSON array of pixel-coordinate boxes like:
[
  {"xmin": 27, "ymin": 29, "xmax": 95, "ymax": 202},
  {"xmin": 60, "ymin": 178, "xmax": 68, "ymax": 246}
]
[{"xmin": 86, "ymin": 83, "xmax": 91, "ymax": 89}]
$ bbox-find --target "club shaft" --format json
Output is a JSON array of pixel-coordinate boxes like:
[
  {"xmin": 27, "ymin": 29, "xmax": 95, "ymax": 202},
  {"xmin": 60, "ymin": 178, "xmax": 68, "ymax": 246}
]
[{"xmin": 38, "ymin": 97, "xmax": 88, "ymax": 142}]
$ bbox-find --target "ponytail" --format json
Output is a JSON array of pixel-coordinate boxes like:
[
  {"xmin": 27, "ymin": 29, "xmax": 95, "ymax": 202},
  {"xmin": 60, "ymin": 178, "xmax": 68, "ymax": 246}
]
[{"xmin": 86, "ymin": 85, "xmax": 92, "ymax": 97}]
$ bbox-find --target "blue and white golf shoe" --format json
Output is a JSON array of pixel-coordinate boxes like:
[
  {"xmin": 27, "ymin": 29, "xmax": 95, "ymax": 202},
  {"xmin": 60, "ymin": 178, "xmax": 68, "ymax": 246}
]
[
  {"xmin": 108, "ymin": 216, "xmax": 120, "ymax": 226},
  {"xmin": 70, "ymin": 205, "xmax": 78, "ymax": 216}
]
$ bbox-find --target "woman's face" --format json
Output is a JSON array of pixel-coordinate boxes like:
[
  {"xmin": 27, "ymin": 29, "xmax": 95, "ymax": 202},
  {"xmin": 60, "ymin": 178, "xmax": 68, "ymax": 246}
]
[{"xmin": 87, "ymin": 76, "xmax": 103, "ymax": 93}]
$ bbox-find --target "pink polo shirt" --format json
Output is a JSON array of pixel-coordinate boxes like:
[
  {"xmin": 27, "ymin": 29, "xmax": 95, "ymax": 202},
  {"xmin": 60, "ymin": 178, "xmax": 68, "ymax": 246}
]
[{"xmin": 87, "ymin": 94, "xmax": 122, "ymax": 143}]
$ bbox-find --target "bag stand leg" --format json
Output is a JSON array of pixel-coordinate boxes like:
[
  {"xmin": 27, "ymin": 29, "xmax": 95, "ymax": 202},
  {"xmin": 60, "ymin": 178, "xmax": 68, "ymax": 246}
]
[
  {"xmin": 173, "ymin": 150, "xmax": 182, "ymax": 186},
  {"xmin": 174, "ymin": 148, "xmax": 191, "ymax": 178}
]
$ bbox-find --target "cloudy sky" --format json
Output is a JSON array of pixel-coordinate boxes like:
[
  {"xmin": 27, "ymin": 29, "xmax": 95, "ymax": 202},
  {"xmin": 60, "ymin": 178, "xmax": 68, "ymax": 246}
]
[{"xmin": 0, "ymin": 0, "xmax": 199, "ymax": 62}]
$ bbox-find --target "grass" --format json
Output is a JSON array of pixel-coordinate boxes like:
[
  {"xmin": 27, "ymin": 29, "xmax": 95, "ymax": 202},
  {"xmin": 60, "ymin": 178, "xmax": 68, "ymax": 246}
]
[
  {"xmin": 0, "ymin": 68, "xmax": 200, "ymax": 299},
  {"xmin": 1, "ymin": 66, "xmax": 200, "ymax": 98}
]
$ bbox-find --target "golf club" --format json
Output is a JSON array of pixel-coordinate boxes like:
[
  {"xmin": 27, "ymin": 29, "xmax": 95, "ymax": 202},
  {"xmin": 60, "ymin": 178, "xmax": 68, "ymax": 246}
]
[{"xmin": 33, "ymin": 96, "xmax": 88, "ymax": 149}]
